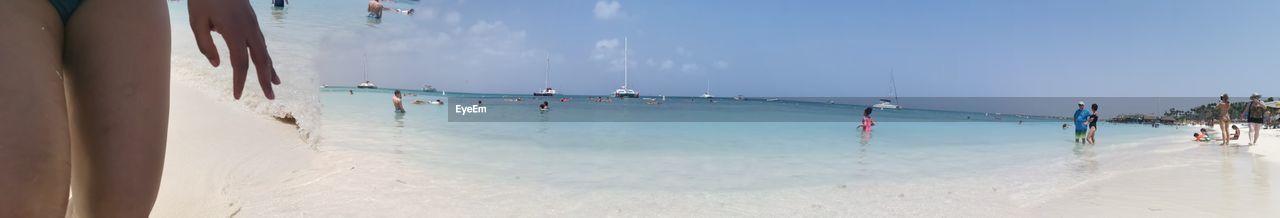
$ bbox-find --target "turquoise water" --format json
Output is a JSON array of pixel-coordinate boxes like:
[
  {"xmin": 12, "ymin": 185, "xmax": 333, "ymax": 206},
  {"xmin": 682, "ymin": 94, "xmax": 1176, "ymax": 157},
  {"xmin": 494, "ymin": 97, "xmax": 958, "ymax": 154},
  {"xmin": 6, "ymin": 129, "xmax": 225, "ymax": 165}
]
[
  {"xmin": 163, "ymin": 1, "xmax": 1277, "ymax": 215},
  {"xmin": 321, "ymin": 88, "xmax": 1185, "ymax": 193}
]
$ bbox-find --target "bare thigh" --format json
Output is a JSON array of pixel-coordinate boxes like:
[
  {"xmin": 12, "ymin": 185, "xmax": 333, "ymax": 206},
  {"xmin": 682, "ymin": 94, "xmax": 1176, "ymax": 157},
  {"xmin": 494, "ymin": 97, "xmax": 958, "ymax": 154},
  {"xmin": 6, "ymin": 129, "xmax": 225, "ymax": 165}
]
[
  {"xmin": 62, "ymin": 0, "xmax": 170, "ymax": 216},
  {"xmin": 0, "ymin": 0, "xmax": 70, "ymax": 216}
]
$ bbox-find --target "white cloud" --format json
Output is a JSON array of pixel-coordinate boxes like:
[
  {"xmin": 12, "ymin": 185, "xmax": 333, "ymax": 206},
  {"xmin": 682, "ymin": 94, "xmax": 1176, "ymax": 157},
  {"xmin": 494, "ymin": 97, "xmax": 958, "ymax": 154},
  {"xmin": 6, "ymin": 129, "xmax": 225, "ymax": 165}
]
[
  {"xmin": 681, "ymin": 63, "xmax": 700, "ymax": 73},
  {"xmin": 591, "ymin": 38, "xmax": 621, "ymax": 60},
  {"xmin": 660, "ymin": 59, "xmax": 674, "ymax": 71},
  {"xmin": 318, "ymin": 12, "xmax": 547, "ymax": 93},
  {"xmin": 445, "ymin": 11, "xmax": 462, "ymax": 25},
  {"xmin": 675, "ymin": 47, "xmax": 693, "ymax": 57},
  {"xmin": 594, "ymin": 1, "xmax": 623, "ymax": 20},
  {"xmin": 412, "ymin": 8, "xmax": 439, "ymax": 21},
  {"xmin": 713, "ymin": 60, "xmax": 729, "ymax": 70},
  {"xmin": 591, "ymin": 38, "xmax": 631, "ymax": 72},
  {"xmin": 645, "ymin": 58, "xmax": 657, "ymax": 67}
]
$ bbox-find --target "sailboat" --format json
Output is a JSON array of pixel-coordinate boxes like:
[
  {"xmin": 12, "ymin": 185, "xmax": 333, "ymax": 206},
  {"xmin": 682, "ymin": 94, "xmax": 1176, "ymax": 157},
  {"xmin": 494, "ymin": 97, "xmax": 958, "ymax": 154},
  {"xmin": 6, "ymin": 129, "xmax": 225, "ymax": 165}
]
[
  {"xmin": 534, "ymin": 56, "xmax": 557, "ymax": 96},
  {"xmin": 356, "ymin": 50, "xmax": 377, "ymax": 89},
  {"xmin": 700, "ymin": 78, "xmax": 713, "ymax": 98},
  {"xmin": 613, "ymin": 38, "xmax": 639, "ymax": 98},
  {"xmin": 871, "ymin": 70, "xmax": 900, "ymax": 109}
]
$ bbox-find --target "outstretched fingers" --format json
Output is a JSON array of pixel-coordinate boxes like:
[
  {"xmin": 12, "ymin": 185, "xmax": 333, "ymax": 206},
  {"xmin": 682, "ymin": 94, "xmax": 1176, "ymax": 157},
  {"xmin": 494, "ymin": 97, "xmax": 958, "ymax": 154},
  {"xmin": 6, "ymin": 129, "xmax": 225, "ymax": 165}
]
[
  {"xmin": 249, "ymin": 31, "xmax": 277, "ymax": 99},
  {"xmin": 189, "ymin": 15, "xmax": 219, "ymax": 67},
  {"xmin": 224, "ymin": 35, "xmax": 250, "ymax": 99}
]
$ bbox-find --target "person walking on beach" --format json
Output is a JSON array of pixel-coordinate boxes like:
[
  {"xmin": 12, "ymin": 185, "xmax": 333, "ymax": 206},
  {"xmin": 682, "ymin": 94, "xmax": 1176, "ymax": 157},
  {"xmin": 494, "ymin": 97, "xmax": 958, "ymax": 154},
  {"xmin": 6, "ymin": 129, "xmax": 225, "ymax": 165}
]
[
  {"xmin": 2, "ymin": 0, "xmax": 281, "ymax": 216},
  {"xmin": 1086, "ymin": 104, "xmax": 1100, "ymax": 144},
  {"xmin": 392, "ymin": 90, "xmax": 406, "ymax": 113},
  {"xmin": 1073, "ymin": 101, "xmax": 1091, "ymax": 143},
  {"xmin": 1240, "ymin": 93, "xmax": 1268, "ymax": 145},
  {"xmin": 1218, "ymin": 94, "xmax": 1232, "ymax": 146}
]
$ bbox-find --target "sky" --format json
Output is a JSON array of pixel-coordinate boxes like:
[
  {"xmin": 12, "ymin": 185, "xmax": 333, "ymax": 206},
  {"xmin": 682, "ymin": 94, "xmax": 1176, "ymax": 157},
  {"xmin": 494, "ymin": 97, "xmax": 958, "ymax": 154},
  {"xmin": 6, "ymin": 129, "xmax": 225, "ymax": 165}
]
[{"xmin": 318, "ymin": 0, "xmax": 1280, "ymax": 97}]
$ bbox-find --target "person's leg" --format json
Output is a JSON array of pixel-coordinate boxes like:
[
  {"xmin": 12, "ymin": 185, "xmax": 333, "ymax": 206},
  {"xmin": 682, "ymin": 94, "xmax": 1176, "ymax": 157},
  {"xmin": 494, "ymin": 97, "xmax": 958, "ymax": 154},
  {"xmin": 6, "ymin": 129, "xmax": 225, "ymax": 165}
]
[
  {"xmin": 1252, "ymin": 123, "xmax": 1262, "ymax": 145},
  {"xmin": 62, "ymin": 0, "xmax": 170, "ymax": 216},
  {"xmin": 1220, "ymin": 120, "xmax": 1231, "ymax": 146},
  {"xmin": 0, "ymin": 0, "xmax": 71, "ymax": 216},
  {"xmin": 1088, "ymin": 128, "xmax": 1096, "ymax": 144}
]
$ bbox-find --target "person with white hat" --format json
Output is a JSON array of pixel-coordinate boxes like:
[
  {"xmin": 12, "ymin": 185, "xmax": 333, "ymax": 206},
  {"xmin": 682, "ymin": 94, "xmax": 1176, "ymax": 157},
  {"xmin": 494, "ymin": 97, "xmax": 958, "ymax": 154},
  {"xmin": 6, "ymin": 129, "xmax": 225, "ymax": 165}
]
[{"xmin": 1072, "ymin": 101, "xmax": 1091, "ymax": 143}]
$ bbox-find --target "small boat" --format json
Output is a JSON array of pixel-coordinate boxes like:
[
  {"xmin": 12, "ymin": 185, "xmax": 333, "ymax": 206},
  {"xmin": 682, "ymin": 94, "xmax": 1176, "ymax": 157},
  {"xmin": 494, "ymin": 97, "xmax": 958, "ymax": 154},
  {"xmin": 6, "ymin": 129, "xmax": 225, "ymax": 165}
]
[
  {"xmin": 612, "ymin": 38, "xmax": 639, "ymax": 98},
  {"xmin": 872, "ymin": 99, "xmax": 899, "ymax": 109},
  {"xmin": 614, "ymin": 87, "xmax": 638, "ymax": 98},
  {"xmin": 734, "ymin": 95, "xmax": 745, "ymax": 101},
  {"xmin": 357, "ymin": 81, "xmax": 377, "ymax": 89},
  {"xmin": 534, "ymin": 57, "xmax": 557, "ymax": 96},
  {"xmin": 700, "ymin": 78, "xmax": 713, "ymax": 98},
  {"xmin": 356, "ymin": 50, "xmax": 377, "ymax": 89},
  {"xmin": 765, "ymin": 98, "xmax": 780, "ymax": 102},
  {"xmin": 871, "ymin": 70, "xmax": 900, "ymax": 110}
]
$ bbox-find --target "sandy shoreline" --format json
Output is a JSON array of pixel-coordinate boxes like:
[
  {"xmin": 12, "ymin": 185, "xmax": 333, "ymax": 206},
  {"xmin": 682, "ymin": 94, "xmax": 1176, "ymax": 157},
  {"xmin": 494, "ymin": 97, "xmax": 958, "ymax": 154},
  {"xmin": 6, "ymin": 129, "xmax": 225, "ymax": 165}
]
[
  {"xmin": 150, "ymin": 82, "xmax": 1280, "ymax": 216},
  {"xmin": 150, "ymin": 83, "xmax": 314, "ymax": 217}
]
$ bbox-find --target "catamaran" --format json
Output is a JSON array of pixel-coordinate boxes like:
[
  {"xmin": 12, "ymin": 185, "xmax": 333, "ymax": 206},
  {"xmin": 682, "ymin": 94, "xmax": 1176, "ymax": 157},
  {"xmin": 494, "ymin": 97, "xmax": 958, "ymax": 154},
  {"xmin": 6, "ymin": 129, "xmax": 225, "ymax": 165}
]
[
  {"xmin": 871, "ymin": 70, "xmax": 900, "ymax": 109},
  {"xmin": 356, "ymin": 50, "xmax": 377, "ymax": 89},
  {"xmin": 613, "ymin": 38, "xmax": 639, "ymax": 98},
  {"xmin": 534, "ymin": 56, "xmax": 557, "ymax": 96},
  {"xmin": 700, "ymin": 78, "xmax": 713, "ymax": 98}
]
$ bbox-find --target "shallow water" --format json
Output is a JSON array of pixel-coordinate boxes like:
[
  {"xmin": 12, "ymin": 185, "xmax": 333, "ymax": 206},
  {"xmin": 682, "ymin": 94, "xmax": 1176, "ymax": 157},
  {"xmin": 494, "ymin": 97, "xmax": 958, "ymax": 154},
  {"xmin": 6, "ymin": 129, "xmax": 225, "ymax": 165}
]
[
  {"xmin": 318, "ymin": 89, "xmax": 1219, "ymax": 200},
  {"xmin": 162, "ymin": 1, "xmax": 1278, "ymax": 215}
]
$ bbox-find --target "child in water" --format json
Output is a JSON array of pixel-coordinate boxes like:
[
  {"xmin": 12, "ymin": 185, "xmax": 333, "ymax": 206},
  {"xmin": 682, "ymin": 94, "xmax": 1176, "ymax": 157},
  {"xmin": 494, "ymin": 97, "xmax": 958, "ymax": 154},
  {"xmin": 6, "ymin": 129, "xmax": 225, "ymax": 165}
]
[
  {"xmin": 2, "ymin": 0, "xmax": 280, "ymax": 216},
  {"xmin": 857, "ymin": 107, "xmax": 876, "ymax": 131}
]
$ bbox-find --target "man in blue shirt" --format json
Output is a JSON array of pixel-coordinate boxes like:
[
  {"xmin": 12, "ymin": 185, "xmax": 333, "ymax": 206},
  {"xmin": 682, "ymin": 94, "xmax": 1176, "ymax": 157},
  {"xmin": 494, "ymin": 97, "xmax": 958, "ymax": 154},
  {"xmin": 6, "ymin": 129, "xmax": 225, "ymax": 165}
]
[{"xmin": 1073, "ymin": 101, "xmax": 1091, "ymax": 143}]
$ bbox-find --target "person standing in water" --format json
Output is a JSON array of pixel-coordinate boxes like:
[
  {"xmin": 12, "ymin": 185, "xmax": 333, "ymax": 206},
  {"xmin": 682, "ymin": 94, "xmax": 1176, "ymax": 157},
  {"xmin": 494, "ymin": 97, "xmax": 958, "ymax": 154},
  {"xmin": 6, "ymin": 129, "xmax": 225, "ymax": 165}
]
[
  {"xmin": 1086, "ymin": 104, "xmax": 1099, "ymax": 144},
  {"xmin": 1218, "ymin": 94, "xmax": 1232, "ymax": 146},
  {"xmin": 1240, "ymin": 93, "xmax": 1268, "ymax": 145},
  {"xmin": 392, "ymin": 90, "xmax": 406, "ymax": 113},
  {"xmin": 857, "ymin": 107, "xmax": 876, "ymax": 131},
  {"xmin": 1073, "ymin": 101, "xmax": 1091, "ymax": 143}
]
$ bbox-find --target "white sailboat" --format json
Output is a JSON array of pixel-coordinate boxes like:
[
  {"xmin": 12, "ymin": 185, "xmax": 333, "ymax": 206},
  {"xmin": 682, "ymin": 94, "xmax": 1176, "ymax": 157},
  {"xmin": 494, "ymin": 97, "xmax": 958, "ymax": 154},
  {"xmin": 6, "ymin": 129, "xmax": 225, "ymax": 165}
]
[
  {"xmin": 872, "ymin": 70, "xmax": 900, "ymax": 109},
  {"xmin": 700, "ymin": 78, "xmax": 713, "ymax": 98},
  {"xmin": 534, "ymin": 56, "xmax": 557, "ymax": 96},
  {"xmin": 356, "ymin": 50, "xmax": 377, "ymax": 89},
  {"xmin": 613, "ymin": 37, "xmax": 639, "ymax": 98}
]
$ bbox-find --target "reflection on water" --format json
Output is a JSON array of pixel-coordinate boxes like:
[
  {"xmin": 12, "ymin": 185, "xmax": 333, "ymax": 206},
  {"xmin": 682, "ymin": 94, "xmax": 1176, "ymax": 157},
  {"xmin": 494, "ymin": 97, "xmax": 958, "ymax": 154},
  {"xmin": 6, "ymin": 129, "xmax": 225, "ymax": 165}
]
[
  {"xmin": 366, "ymin": 17, "xmax": 382, "ymax": 26},
  {"xmin": 858, "ymin": 130, "xmax": 872, "ymax": 165},
  {"xmin": 271, "ymin": 7, "xmax": 288, "ymax": 23},
  {"xmin": 1072, "ymin": 144, "xmax": 1098, "ymax": 175},
  {"xmin": 394, "ymin": 112, "xmax": 405, "ymax": 128}
]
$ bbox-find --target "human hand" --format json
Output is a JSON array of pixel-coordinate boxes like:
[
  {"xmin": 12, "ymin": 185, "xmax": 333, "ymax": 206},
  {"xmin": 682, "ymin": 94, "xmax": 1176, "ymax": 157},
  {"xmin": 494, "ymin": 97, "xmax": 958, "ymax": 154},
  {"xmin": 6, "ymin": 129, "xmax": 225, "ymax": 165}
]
[{"xmin": 189, "ymin": 0, "xmax": 282, "ymax": 99}]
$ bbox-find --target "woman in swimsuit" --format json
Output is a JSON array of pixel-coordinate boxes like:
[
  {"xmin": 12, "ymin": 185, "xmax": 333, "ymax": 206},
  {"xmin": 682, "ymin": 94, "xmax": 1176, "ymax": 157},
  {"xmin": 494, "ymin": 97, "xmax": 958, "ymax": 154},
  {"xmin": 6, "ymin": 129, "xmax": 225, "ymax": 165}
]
[
  {"xmin": 1218, "ymin": 94, "xmax": 1232, "ymax": 146},
  {"xmin": 1239, "ymin": 93, "xmax": 1268, "ymax": 145},
  {"xmin": 2, "ymin": 0, "xmax": 279, "ymax": 216},
  {"xmin": 1086, "ymin": 104, "xmax": 1099, "ymax": 144}
]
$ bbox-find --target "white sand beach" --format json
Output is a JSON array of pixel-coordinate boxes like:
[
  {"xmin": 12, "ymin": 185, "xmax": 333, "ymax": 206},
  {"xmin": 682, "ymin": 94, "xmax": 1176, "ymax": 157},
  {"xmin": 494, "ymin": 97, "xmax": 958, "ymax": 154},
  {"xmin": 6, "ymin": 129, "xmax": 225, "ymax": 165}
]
[
  {"xmin": 150, "ymin": 82, "xmax": 1280, "ymax": 217},
  {"xmin": 150, "ymin": 82, "xmax": 315, "ymax": 217}
]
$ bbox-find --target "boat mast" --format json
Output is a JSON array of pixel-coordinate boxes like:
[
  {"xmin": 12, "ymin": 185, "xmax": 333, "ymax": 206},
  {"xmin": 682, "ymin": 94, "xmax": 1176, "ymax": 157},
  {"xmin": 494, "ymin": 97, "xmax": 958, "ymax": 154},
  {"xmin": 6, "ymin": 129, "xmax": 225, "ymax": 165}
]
[
  {"xmin": 544, "ymin": 56, "xmax": 550, "ymax": 89},
  {"xmin": 890, "ymin": 69, "xmax": 898, "ymax": 104},
  {"xmin": 706, "ymin": 78, "xmax": 711, "ymax": 94},
  {"xmin": 362, "ymin": 49, "xmax": 369, "ymax": 82},
  {"xmin": 623, "ymin": 37, "xmax": 629, "ymax": 89}
]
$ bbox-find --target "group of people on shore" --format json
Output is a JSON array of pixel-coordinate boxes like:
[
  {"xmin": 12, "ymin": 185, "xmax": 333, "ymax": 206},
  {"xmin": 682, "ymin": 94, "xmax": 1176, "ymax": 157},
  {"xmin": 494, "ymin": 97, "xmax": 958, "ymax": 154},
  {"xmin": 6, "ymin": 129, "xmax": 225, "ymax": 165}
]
[{"xmin": 1208, "ymin": 93, "xmax": 1270, "ymax": 146}]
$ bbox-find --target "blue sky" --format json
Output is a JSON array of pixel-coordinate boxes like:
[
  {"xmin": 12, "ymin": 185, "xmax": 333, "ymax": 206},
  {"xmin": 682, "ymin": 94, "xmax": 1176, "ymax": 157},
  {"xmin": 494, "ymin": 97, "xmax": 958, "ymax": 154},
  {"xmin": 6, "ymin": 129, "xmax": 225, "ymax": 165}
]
[{"xmin": 320, "ymin": 0, "xmax": 1280, "ymax": 97}]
